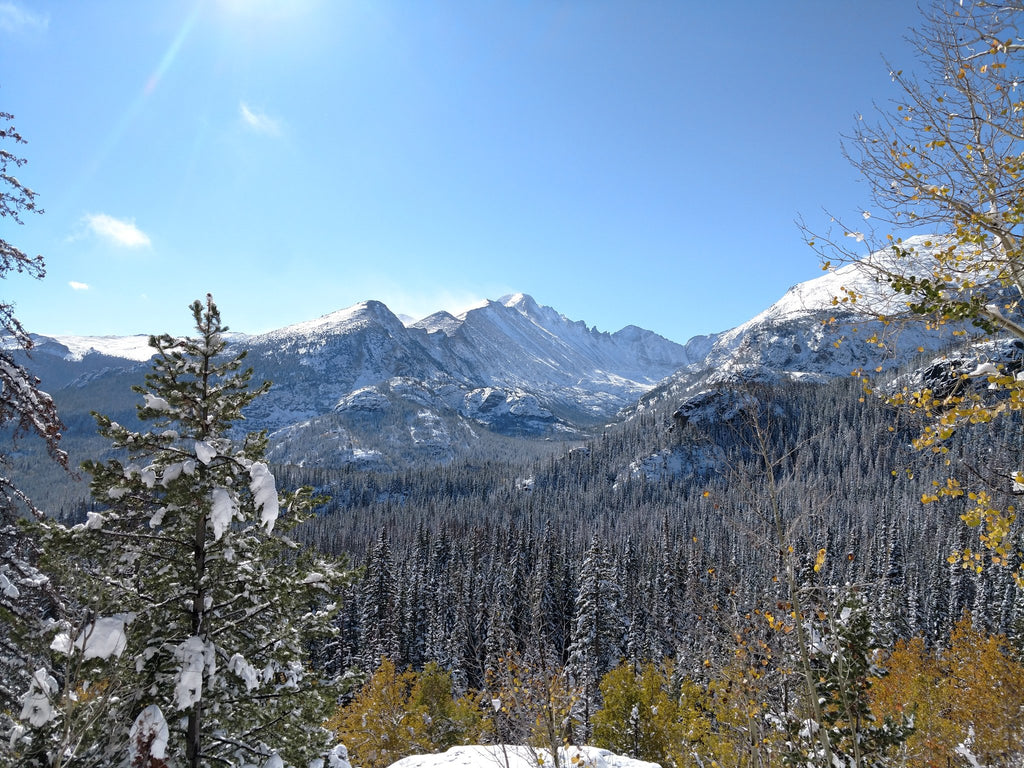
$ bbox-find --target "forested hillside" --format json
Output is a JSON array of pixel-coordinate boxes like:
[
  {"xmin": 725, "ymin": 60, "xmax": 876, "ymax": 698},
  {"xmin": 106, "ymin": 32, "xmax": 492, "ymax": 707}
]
[
  {"xmin": 7, "ymin": 0, "xmax": 1024, "ymax": 765},
  {"xmin": 290, "ymin": 370, "xmax": 1024, "ymax": 685}
]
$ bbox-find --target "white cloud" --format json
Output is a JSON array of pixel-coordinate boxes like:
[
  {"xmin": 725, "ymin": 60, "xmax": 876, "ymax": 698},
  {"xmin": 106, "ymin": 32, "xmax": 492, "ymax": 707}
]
[
  {"xmin": 239, "ymin": 102, "xmax": 282, "ymax": 136},
  {"xmin": 69, "ymin": 281, "xmax": 89, "ymax": 291},
  {"xmin": 376, "ymin": 287, "xmax": 499, "ymax": 326},
  {"xmin": 0, "ymin": 2, "xmax": 49, "ymax": 34},
  {"xmin": 84, "ymin": 214, "xmax": 151, "ymax": 248}
]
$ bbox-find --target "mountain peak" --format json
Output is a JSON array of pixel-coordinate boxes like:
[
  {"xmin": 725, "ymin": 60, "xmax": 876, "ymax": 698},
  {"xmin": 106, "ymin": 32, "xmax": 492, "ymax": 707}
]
[
  {"xmin": 500, "ymin": 292, "xmax": 535, "ymax": 309},
  {"xmin": 411, "ymin": 310, "xmax": 461, "ymax": 335},
  {"xmin": 501, "ymin": 293, "xmax": 554, "ymax": 319},
  {"xmin": 258, "ymin": 299, "xmax": 404, "ymax": 342}
]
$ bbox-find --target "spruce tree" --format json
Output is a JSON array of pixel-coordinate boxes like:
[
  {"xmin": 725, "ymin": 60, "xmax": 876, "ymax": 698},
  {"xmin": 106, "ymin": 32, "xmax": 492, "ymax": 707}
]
[
  {"xmin": 31, "ymin": 296, "xmax": 352, "ymax": 767},
  {"xmin": 0, "ymin": 109, "xmax": 68, "ymax": 764},
  {"xmin": 566, "ymin": 536, "xmax": 624, "ymax": 739}
]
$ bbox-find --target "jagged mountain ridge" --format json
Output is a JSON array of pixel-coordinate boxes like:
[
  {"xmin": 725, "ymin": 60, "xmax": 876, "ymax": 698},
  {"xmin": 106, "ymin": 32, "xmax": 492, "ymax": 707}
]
[
  {"xmin": 627, "ymin": 235, "xmax": 962, "ymax": 419},
  {"xmin": 240, "ymin": 293, "xmax": 695, "ymax": 435},
  {"xmin": 21, "ymin": 293, "xmax": 693, "ymax": 474},
  {"xmin": 13, "ymin": 236, "xmax": 997, "ymax": 511}
]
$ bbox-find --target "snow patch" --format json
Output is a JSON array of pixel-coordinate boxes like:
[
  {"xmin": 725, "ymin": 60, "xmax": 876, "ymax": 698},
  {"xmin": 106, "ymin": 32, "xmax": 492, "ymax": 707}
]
[
  {"xmin": 129, "ymin": 704, "xmax": 169, "ymax": 763},
  {"xmin": 20, "ymin": 668, "xmax": 59, "ymax": 727},
  {"xmin": 51, "ymin": 334, "xmax": 156, "ymax": 362},
  {"xmin": 51, "ymin": 614, "xmax": 132, "ymax": 660},
  {"xmin": 210, "ymin": 487, "xmax": 237, "ymax": 540},
  {"xmin": 143, "ymin": 393, "xmax": 172, "ymax": 411},
  {"xmin": 0, "ymin": 571, "xmax": 19, "ymax": 599},
  {"xmin": 174, "ymin": 636, "xmax": 213, "ymax": 710},
  {"xmin": 228, "ymin": 652, "xmax": 261, "ymax": 692},
  {"xmin": 249, "ymin": 462, "xmax": 279, "ymax": 532},
  {"xmin": 195, "ymin": 440, "xmax": 217, "ymax": 465},
  {"xmin": 386, "ymin": 745, "xmax": 660, "ymax": 768}
]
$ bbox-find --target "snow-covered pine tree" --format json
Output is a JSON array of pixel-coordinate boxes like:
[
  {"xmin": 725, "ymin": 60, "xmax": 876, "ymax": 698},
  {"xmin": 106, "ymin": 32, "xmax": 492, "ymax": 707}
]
[
  {"xmin": 358, "ymin": 529, "xmax": 400, "ymax": 669},
  {"xmin": 566, "ymin": 536, "xmax": 624, "ymax": 740},
  {"xmin": 30, "ymin": 296, "xmax": 352, "ymax": 767},
  {"xmin": 0, "ymin": 109, "xmax": 68, "ymax": 764}
]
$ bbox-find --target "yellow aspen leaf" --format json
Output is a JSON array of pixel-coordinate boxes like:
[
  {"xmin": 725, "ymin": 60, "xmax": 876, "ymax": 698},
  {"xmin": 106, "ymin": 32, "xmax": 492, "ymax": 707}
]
[{"xmin": 813, "ymin": 548, "xmax": 826, "ymax": 572}]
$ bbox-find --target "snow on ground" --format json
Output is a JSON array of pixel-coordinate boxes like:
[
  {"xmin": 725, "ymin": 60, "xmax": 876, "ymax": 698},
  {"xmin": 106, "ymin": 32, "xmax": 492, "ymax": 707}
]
[
  {"xmin": 386, "ymin": 745, "xmax": 660, "ymax": 768},
  {"xmin": 52, "ymin": 334, "xmax": 156, "ymax": 361}
]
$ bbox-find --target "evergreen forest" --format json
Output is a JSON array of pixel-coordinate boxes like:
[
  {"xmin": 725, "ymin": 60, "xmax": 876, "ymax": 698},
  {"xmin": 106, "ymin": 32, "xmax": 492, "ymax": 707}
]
[{"xmin": 6, "ymin": 1, "xmax": 1024, "ymax": 766}]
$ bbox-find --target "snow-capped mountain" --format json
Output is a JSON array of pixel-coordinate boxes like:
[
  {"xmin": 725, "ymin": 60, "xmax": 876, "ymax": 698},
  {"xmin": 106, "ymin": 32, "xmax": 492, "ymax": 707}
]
[
  {"xmin": 615, "ymin": 235, "xmax": 1004, "ymax": 486},
  {"xmin": 628, "ymin": 235, "xmax": 964, "ymax": 418},
  {"xmin": 239, "ymin": 294, "xmax": 692, "ymax": 435},
  {"xmin": 22, "ymin": 293, "xmax": 692, "ymax": 470},
  {"xmin": 20, "ymin": 237, "xmax": 981, "ymax": 482},
  {"xmin": 696, "ymin": 235, "xmax": 954, "ymax": 376}
]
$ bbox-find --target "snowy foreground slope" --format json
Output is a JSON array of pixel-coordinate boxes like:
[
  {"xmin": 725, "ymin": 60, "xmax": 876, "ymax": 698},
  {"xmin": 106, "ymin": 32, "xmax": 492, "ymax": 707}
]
[{"xmin": 387, "ymin": 745, "xmax": 660, "ymax": 768}]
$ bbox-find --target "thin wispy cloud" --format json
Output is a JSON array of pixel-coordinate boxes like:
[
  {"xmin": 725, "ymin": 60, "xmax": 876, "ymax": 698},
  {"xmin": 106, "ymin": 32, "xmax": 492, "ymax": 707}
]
[
  {"xmin": 0, "ymin": 1, "xmax": 49, "ymax": 34},
  {"xmin": 239, "ymin": 102, "xmax": 282, "ymax": 137},
  {"xmin": 376, "ymin": 287, "xmax": 499, "ymax": 326},
  {"xmin": 69, "ymin": 281, "xmax": 89, "ymax": 291},
  {"xmin": 84, "ymin": 214, "xmax": 151, "ymax": 248}
]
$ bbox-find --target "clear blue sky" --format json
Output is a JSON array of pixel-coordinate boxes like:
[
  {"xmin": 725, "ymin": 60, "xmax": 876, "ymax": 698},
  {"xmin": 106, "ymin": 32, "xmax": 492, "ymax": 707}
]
[{"xmin": 2, "ymin": 1, "xmax": 925, "ymax": 344}]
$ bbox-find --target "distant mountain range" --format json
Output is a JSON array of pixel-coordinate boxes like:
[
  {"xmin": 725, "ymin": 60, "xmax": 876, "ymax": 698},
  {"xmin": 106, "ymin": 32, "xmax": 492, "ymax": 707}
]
[
  {"xmin": 15, "ymin": 235, "xmax": 970, "ymax": 497},
  {"xmin": 21, "ymin": 292, "xmax": 696, "ymax": 473}
]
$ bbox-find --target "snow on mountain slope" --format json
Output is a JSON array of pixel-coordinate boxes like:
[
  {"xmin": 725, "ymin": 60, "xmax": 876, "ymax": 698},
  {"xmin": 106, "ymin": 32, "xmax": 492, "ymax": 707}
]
[
  {"xmin": 257, "ymin": 300, "xmax": 410, "ymax": 348},
  {"xmin": 31, "ymin": 331, "xmax": 250, "ymax": 362},
  {"xmin": 617, "ymin": 236, "xmax": 992, "ymax": 486},
  {"xmin": 387, "ymin": 745, "xmax": 660, "ymax": 768},
  {"xmin": 232, "ymin": 293, "xmax": 692, "ymax": 436},
  {"xmin": 690, "ymin": 235, "xmax": 959, "ymax": 380},
  {"xmin": 426, "ymin": 293, "xmax": 691, "ymax": 407},
  {"xmin": 20, "ymin": 293, "xmax": 695, "ymax": 470},
  {"xmin": 45, "ymin": 334, "xmax": 156, "ymax": 362}
]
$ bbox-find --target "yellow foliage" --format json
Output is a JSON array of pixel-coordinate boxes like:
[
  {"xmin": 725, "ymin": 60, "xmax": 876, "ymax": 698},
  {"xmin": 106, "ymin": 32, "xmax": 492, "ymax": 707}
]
[
  {"xmin": 592, "ymin": 662, "xmax": 715, "ymax": 768},
  {"xmin": 871, "ymin": 620, "xmax": 1024, "ymax": 768},
  {"xmin": 326, "ymin": 659, "xmax": 483, "ymax": 768}
]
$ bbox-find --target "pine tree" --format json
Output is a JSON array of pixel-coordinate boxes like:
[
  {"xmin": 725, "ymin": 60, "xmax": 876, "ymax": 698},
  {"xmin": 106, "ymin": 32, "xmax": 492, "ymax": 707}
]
[
  {"xmin": 30, "ymin": 297, "xmax": 352, "ymax": 767},
  {"xmin": 566, "ymin": 536, "xmax": 624, "ymax": 739},
  {"xmin": 0, "ymin": 109, "xmax": 68, "ymax": 763},
  {"xmin": 358, "ymin": 529, "xmax": 400, "ymax": 669}
]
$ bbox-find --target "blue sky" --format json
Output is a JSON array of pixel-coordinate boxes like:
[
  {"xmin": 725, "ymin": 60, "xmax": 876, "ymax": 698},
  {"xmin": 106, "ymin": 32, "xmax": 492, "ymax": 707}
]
[{"xmin": 2, "ymin": 1, "xmax": 924, "ymax": 343}]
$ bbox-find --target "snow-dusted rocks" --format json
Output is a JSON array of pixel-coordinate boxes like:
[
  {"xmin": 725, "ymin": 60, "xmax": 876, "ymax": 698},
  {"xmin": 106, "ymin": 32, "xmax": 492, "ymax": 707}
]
[
  {"xmin": 240, "ymin": 293, "xmax": 691, "ymax": 441},
  {"xmin": 23, "ymin": 294, "xmax": 690, "ymax": 468},
  {"xmin": 386, "ymin": 745, "xmax": 661, "ymax": 768}
]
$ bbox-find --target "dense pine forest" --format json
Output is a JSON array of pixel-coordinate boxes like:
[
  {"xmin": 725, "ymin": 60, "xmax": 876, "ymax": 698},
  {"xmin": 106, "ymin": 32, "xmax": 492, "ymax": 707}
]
[
  {"xmin": 291, "ymin": 373, "xmax": 1024, "ymax": 683},
  {"xmin": 7, "ymin": 0, "xmax": 1024, "ymax": 766}
]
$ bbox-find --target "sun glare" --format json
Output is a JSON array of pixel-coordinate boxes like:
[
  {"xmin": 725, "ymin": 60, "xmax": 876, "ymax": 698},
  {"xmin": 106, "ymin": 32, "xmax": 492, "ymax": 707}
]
[{"xmin": 215, "ymin": 0, "xmax": 319, "ymax": 23}]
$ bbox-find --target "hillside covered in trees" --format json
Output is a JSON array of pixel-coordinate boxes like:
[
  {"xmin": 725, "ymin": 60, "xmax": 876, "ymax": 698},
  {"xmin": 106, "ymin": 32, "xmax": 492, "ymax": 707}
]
[{"xmin": 6, "ymin": 0, "xmax": 1024, "ymax": 766}]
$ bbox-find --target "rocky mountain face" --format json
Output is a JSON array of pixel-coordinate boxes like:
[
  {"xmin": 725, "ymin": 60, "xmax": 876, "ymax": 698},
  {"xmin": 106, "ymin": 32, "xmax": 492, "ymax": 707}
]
[
  {"xmin": 615, "ymin": 235, "xmax": 1007, "ymax": 486},
  {"xmin": 628, "ymin": 235, "xmax": 965, "ymax": 418},
  {"xmin": 21, "ymin": 293, "xmax": 693, "ymax": 474},
  {"xmin": 19, "ymin": 236, "xmax": 989, "ymax": 500}
]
